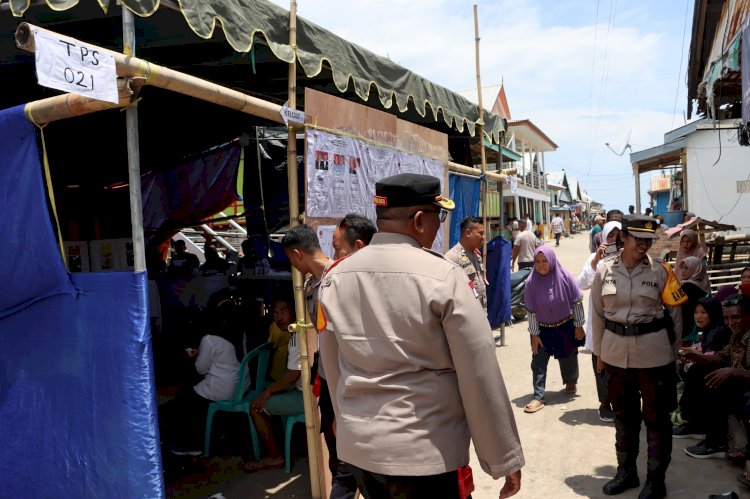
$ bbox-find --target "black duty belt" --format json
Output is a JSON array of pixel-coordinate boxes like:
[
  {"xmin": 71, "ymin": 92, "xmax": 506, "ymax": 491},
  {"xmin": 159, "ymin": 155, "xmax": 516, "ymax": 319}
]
[{"xmin": 605, "ymin": 318, "xmax": 665, "ymax": 337}]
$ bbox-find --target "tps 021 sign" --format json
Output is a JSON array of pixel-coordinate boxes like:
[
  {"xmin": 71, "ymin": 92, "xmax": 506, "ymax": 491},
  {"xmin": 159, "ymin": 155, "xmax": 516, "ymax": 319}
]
[{"xmin": 34, "ymin": 29, "xmax": 119, "ymax": 104}]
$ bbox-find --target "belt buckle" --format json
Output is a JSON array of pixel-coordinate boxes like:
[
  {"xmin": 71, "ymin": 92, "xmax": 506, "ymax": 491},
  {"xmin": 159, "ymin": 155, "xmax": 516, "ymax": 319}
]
[{"xmin": 622, "ymin": 323, "xmax": 633, "ymax": 335}]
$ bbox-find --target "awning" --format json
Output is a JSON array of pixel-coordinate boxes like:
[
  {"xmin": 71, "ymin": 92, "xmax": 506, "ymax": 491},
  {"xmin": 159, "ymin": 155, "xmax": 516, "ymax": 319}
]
[
  {"xmin": 630, "ymin": 138, "xmax": 687, "ymax": 174},
  {"xmin": 483, "ymin": 138, "xmax": 522, "ymax": 162},
  {"xmin": 5, "ymin": 0, "xmax": 504, "ymax": 143}
]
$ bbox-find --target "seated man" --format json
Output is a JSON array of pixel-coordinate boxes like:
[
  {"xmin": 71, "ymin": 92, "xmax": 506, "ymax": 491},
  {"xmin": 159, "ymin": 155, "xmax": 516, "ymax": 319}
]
[
  {"xmin": 678, "ymin": 294, "xmax": 750, "ymax": 458},
  {"xmin": 267, "ymin": 296, "xmax": 294, "ymax": 382},
  {"xmin": 244, "ymin": 307, "xmax": 304, "ymax": 472}
]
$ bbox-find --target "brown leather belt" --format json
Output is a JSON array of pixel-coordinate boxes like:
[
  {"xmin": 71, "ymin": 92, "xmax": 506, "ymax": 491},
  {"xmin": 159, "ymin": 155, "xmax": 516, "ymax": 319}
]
[{"xmin": 605, "ymin": 318, "xmax": 665, "ymax": 337}]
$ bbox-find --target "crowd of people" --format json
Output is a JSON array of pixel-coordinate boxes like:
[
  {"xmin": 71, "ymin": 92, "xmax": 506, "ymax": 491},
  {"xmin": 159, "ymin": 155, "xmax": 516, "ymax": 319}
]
[
  {"xmin": 518, "ymin": 204, "xmax": 750, "ymax": 499},
  {"xmin": 154, "ymin": 175, "xmax": 750, "ymax": 499}
]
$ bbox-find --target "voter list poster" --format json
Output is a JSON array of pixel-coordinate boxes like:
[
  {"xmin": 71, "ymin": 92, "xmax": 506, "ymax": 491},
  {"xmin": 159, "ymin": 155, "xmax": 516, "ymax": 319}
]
[{"xmin": 306, "ymin": 130, "xmax": 446, "ymax": 252}]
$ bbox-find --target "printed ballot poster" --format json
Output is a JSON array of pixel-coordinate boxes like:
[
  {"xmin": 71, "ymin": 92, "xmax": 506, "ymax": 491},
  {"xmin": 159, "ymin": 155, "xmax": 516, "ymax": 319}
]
[{"xmin": 306, "ymin": 130, "xmax": 446, "ymax": 252}]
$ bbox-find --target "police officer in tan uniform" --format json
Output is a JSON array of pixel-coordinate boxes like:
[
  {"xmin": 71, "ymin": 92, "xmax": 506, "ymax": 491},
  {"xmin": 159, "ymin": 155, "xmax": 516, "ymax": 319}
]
[
  {"xmin": 591, "ymin": 215, "xmax": 685, "ymax": 499},
  {"xmin": 445, "ymin": 216, "xmax": 488, "ymax": 313},
  {"xmin": 318, "ymin": 173, "xmax": 524, "ymax": 499}
]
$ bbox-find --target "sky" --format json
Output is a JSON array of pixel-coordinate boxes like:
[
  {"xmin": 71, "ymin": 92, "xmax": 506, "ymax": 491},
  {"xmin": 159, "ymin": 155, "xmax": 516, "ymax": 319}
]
[{"xmin": 268, "ymin": 0, "xmax": 696, "ymax": 213}]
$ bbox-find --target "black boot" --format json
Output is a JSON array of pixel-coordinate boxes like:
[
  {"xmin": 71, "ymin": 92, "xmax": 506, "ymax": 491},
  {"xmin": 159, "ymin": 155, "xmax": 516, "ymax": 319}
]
[
  {"xmin": 639, "ymin": 455, "xmax": 668, "ymax": 498},
  {"xmin": 603, "ymin": 467, "xmax": 640, "ymax": 495},
  {"xmin": 637, "ymin": 480, "xmax": 666, "ymax": 499}
]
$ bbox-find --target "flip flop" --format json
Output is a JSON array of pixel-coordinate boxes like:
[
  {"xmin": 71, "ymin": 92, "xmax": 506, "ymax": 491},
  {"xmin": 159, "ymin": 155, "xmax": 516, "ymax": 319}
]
[
  {"xmin": 242, "ymin": 458, "xmax": 284, "ymax": 473},
  {"xmin": 524, "ymin": 400, "xmax": 544, "ymax": 413}
]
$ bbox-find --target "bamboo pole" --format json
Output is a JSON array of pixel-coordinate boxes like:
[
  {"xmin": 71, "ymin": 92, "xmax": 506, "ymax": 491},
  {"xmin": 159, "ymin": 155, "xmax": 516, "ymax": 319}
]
[
  {"xmin": 15, "ymin": 23, "xmax": 285, "ymax": 125},
  {"xmin": 448, "ymin": 161, "xmax": 514, "ymax": 181},
  {"xmin": 24, "ymin": 79, "xmax": 133, "ymax": 124},
  {"xmin": 122, "ymin": 6, "xmax": 146, "ymax": 274},
  {"xmin": 285, "ymin": 2, "xmax": 323, "ymax": 497},
  {"xmin": 473, "ymin": 5, "xmax": 488, "ymax": 266}
]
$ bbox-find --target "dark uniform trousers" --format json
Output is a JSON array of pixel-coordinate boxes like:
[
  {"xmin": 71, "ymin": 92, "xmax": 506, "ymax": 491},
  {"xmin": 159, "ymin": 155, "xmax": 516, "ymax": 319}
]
[
  {"xmin": 606, "ymin": 363, "xmax": 676, "ymax": 478},
  {"xmin": 348, "ymin": 465, "xmax": 466, "ymax": 499},
  {"xmin": 318, "ymin": 380, "xmax": 358, "ymax": 499}
]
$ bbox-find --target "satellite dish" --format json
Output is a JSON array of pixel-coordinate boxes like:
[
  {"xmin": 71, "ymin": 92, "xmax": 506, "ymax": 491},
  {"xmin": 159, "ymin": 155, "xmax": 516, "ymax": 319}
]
[{"xmin": 605, "ymin": 130, "xmax": 632, "ymax": 156}]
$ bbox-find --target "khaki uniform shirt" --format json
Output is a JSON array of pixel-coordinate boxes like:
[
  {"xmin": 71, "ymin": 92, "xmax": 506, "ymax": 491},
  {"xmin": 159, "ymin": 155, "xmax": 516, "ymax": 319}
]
[
  {"xmin": 318, "ymin": 232, "xmax": 524, "ymax": 479},
  {"xmin": 444, "ymin": 243, "xmax": 488, "ymax": 312},
  {"xmin": 591, "ymin": 255, "xmax": 683, "ymax": 369}
]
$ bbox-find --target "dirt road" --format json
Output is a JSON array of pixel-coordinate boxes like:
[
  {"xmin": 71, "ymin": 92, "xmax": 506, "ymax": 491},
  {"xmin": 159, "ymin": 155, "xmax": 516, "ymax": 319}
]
[{"xmin": 469, "ymin": 231, "xmax": 743, "ymax": 499}]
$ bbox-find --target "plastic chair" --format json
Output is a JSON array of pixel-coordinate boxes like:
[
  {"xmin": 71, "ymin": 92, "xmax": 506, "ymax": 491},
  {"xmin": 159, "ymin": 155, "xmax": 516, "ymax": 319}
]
[
  {"xmin": 281, "ymin": 412, "xmax": 306, "ymax": 473},
  {"xmin": 204, "ymin": 342, "xmax": 273, "ymax": 458}
]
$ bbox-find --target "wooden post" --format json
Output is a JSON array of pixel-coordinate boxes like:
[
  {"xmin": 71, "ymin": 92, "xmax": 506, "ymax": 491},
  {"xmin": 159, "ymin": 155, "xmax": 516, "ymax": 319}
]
[
  {"xmin": 681, "ymin": 149, "xmax": 688, "ymax": 213},
  {"xmin": 473, "ymin": 5, "xmax": 488, "ymax": 265},
  {"xmin": 634, "ymin": 164, "xmax": 642, "ymax": 213}
]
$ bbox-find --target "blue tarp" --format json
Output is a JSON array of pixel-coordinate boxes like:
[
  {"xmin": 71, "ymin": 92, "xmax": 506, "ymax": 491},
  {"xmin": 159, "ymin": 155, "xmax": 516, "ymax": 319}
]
[
  {"xmin": 0, "ymin": 105, "xmax": 76, "ymax": 319},
  {"xmin": 448, "ymin": 174, "xmax": 481, "ymax": 248},
  {"xmin": 0, "ymin": 104, "xmax": 163, "ymax": 497},
  {"xmin": 486, "ymin": 236, "xmax": 512, "ymax": 327}
]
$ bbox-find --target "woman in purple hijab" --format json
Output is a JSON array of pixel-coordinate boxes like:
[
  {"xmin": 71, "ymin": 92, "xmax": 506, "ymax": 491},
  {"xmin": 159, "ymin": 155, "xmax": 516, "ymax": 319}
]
[{"xmin": 523, "ymin": 245, "xmax": 585, "ymax": 413}]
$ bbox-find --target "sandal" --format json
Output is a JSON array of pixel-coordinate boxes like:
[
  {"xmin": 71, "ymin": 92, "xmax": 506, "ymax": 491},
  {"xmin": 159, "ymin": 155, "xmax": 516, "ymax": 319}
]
[
  {"xmin": 242, "ymin": 458, "xmax": 284, "ymax": 473},
  {"xmin": 524, "ymin": 400, "xmax": 545, "ymax": 413},
  {"xmin": 564, "ymin": 383, "xmax": 577, "ymax": 394}
]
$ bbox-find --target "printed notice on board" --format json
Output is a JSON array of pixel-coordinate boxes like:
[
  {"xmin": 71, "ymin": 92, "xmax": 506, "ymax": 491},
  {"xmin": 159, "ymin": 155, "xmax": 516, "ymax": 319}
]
[{"xmin": 34, "ymin": 29, "xmax": 119, "ymax": 104}]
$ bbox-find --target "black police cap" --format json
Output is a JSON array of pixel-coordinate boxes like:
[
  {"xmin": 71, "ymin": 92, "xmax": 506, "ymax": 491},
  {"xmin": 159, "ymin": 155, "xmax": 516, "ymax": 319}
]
[
  {"xmin": 623, "ymin": 214, "xmax": 659, "ymax": 239},
  {"xmin": 374, "ymin": 173, "xmax": 455, "ymax": 210}
]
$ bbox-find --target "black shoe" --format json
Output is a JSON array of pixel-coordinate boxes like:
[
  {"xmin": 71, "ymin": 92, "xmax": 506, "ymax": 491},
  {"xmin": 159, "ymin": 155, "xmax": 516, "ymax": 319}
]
[
  {"xmin": 603, "ymin": 468, "xmax": 640, "ymax": 495},
  {"xmin": 598, "ymin": 404, "xmax": 615, "ymax": 422},
  {"xmin": 672, "ymin": 423, "xmax": 705, "ymax": 439},
  {"xmin": 637, "ymin": 481, "xmax": 666, "ymax": 499},
  {"xmin": 685, "ymin": 440, "xmax": 728, "ymax": 459}
]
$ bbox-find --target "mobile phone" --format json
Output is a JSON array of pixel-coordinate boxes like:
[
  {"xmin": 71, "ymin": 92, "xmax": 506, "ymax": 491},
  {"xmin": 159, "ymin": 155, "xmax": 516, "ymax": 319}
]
[{"xmin": 604, "ymin": 243, "xmax": 618, "ymax": 255}]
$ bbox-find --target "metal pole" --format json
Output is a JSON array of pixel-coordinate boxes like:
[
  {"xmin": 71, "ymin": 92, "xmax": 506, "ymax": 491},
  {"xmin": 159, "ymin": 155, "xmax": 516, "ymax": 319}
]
[
  {"xmin": 498, "ymin": 132, "xmax": 506, "ymax": 347},
  {"xmin": 122, "ymin": 6, "xmax": 146, "ymax": 273}
]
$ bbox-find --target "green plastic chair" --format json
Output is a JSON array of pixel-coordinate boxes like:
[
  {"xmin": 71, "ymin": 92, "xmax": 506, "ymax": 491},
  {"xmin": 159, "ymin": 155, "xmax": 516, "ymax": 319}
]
[
  {"xmin": 203, "ymin": 342, "xmax": 273, "ymax": 458},
  {"xmin": 281, "ymin": 412, "xmax": 306, "ymax": 473}
]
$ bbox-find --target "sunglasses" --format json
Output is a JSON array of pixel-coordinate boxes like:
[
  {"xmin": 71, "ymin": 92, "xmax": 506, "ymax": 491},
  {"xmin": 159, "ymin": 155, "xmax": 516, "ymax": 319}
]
[{"xmin": 410, "ymin": 208, "xmax": 448, "ymax": 223}]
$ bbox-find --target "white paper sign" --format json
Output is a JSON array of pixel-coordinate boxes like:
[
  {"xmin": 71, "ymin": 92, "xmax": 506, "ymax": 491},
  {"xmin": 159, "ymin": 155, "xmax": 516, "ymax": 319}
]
[
  {"xmin": 34, "ymin": 29, "xmax": 119, "ymax": 104},
  {"xmin": 280, "ymin": 101, "xmax": 305, "ymax": 125},
  {"xmin": 316, "ymin": 225, "xmax": 337, "ymax": 260}
]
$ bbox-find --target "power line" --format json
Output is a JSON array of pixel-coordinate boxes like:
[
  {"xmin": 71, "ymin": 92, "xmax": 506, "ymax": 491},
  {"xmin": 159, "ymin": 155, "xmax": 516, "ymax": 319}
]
[{"xmin": 670, "ymin": 0, "xmax": 690, "ymax": 130}]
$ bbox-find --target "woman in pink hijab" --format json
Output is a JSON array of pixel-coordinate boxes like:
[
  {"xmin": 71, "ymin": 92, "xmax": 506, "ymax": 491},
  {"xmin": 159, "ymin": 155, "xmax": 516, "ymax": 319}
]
[{"xmin": 674, "ymin": 229, "xmax": 706, "ymax": 280}]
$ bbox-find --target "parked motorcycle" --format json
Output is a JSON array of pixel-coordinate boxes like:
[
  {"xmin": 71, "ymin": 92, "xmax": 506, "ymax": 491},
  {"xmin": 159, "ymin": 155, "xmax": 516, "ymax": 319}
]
[{"xmin": 510, "ymin": 267, "xmax": 532, "ymax": 321}]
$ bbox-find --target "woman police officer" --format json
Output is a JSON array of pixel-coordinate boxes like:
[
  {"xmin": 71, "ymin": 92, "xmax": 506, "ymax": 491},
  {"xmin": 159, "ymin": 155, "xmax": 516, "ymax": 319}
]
[{"xmin": 591, "ymin": 215, "xmax": 685, "ymax": 499}]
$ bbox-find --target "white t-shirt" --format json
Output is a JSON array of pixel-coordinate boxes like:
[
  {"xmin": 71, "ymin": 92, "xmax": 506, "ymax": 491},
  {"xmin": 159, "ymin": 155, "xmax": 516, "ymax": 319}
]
[
  {"xmin": 287, "ymin": 332, "xmax": 303, "ymax": 391},
  {"xmin": 193, "ymin": 335, "xmax": 249, "ymax": 401},
  {"xmin": 515, "ymin": 230, "xmax": 538, "ymax": 263}
]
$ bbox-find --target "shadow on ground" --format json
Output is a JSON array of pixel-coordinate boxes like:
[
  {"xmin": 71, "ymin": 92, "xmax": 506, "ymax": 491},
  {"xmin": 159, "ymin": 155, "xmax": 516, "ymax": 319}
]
[
  {"xmin": 564, "ymin": 465, "xmax": 617, "ymax": 497},
  {"xmin": 559, "ymin": 407, "xmax": 613, "ymax": 428}
]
